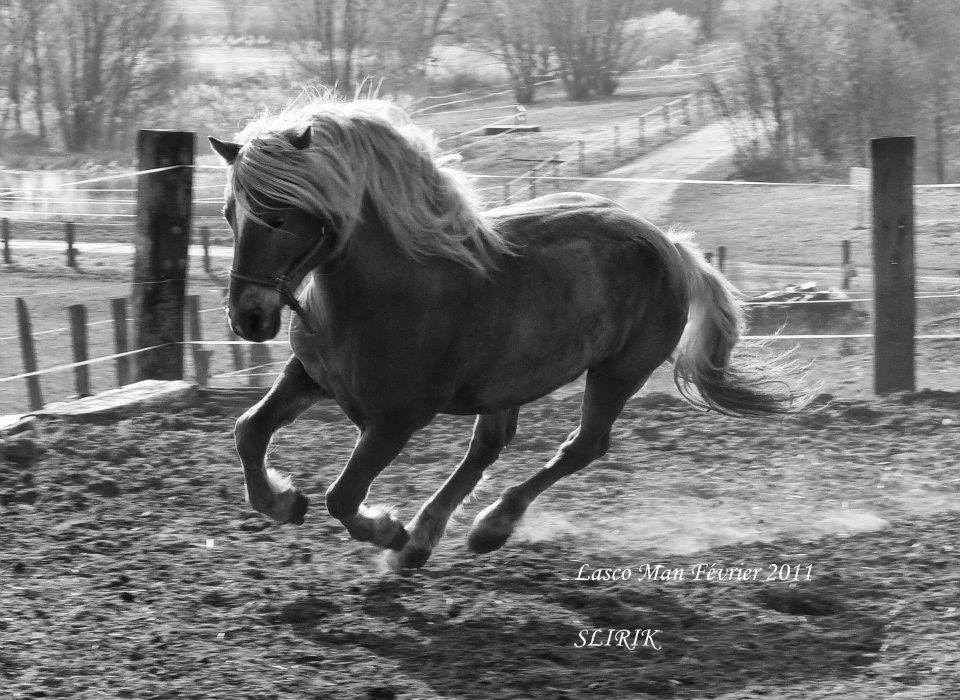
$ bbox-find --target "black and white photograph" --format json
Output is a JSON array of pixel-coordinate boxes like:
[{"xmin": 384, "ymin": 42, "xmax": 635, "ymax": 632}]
[{"xmin": 2, "ymin": 1, "xmax": 959, "ymax": 697}]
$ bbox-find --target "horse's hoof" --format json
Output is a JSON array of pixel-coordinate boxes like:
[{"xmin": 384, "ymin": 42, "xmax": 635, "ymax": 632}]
[
  {"xmin": 384, "ymin": 544, "xmax": 431, "ymax": 571},
  {"xmin": 466, "ymin": 526, "xmax": 512, "ymax": 554},
  {"xmin": 467, "ymin": 495, "xmax": 524, "ymax": 553},
  {"xmin": 400, "ymin": 545, "xmax": 432, "ymax": 569},
  {"xmin": 287, "ymin": 493, "xmax": 309, "ymax": 525}
]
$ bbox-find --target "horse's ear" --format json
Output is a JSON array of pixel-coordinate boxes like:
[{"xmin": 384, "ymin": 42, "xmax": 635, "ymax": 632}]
[
  {"xmin": 289, "ymin": 126, "xmax": 312, "ymax": 150},
  {"xmin": 208, "ymin": 136, "xmax": 241, "ymax": 164}
]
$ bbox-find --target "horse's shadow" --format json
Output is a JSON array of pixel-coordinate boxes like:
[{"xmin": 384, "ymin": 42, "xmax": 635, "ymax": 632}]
[{"xmin": 275, "ymin": 555, "xmax": 883, "ymax": 698}]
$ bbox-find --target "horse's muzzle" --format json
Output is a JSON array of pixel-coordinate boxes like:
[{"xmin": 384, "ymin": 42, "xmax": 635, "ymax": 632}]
[{"xmin": 229, "ymin": 294, "xmax": 283, "ymax": 342}]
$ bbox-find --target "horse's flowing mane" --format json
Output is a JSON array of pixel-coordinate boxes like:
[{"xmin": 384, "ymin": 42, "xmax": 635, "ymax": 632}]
[{"xmin": 229, "ymin": 95, "xmax": 512, "ymax": 273}]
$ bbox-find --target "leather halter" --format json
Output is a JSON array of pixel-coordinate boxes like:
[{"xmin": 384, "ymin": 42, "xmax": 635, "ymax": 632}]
[{"xmin": 229, "ymin": 228, "xmax": 328, "ymax": 336}]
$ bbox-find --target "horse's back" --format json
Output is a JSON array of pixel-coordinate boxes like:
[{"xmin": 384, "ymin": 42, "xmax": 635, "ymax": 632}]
[{"xmin": 435, "ymin": 192, "xmax": 686, "ymax": 413}]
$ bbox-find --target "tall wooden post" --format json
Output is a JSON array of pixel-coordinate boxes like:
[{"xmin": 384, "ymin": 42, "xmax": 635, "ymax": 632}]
[
  {"xmin": 2, "ymin": 218, "xmax": 11, "ymax": 264},
  {"xmin": 201, "ymin": 226, "xmax": 212, "ymax": 273},
  {"xmin": 222, "ymin": 287, "xmax": 244, "ymax": 374},
  {"xmin": 186, "ymin": 294, "xmax": 211, "ymax": 387},
  {"xmin": 65, "ymin": 222, "xmax": 77, "ymax": 267},
  {"xmin": 871, "ymin": 136, "xmax": 915, "ymax": 395},
  {"xmin": 841, "ymin": 240, "xmax": 853, "ymax": 290},
  {"xmin": 68, "ymin": 304, "xmax": 91, "ymax": 397},
  {"xmin": 132, "ymin": 129, "xmax": 194, "ymax": 381},
  {"xmin": 111, "ymin": 297, "xmax": 131, "ymax": 386},
  {"xmin": 248, "ymin": 344, "xmax": 273, "ymax": 388},
  {"xmin": 15, "ymin": 298, "xmax": 43, "ymax": 410}
]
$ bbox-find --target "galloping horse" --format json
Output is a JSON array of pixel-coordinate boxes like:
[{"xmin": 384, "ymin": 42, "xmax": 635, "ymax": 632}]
[{"xmin": 209, "ymin": 98, "xmax": 806, "ymax": 569}]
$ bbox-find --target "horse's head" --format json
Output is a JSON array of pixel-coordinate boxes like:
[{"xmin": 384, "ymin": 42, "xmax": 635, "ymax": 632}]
[{"xmin": 210, "ymin": 130, "xmax": 330, "ymax": 342}]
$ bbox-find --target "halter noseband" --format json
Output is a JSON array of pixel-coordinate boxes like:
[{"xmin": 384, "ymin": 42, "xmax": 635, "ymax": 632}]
[{"xmin": 230, "ymin": 228, "xmax": 328, "ymax": 336}]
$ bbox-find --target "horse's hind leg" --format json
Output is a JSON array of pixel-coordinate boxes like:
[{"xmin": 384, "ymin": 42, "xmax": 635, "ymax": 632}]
[
  {"xmin": 235, "ymin": 355, "xmax": 327, "ymax": 524},
  {"xmin": 386, "ymin": 407, "xmax": 519, "ymax": 570},
  {"xmin": 468, "ymin": 350, "xmax": 672, "ymax": 554}
]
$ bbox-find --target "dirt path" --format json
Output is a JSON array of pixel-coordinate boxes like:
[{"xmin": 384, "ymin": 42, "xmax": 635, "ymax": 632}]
[{"xmin": 580, "ymin": 120, "xmax": 737, "ymax": 224}]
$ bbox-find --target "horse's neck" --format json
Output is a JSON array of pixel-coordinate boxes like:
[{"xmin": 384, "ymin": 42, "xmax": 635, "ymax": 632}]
[{"xmin": 314, "ymin": 211, "xmax": 477, "ymax": 307}]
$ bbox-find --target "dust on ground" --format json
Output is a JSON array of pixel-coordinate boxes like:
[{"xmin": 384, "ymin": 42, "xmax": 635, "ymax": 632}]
[{"xmin": 2, "ymin": 386, "xmax": 959, "ymax": 699}]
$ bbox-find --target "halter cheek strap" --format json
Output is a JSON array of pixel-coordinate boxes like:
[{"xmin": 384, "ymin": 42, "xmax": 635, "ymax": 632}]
[{"xmin": 230, "ymin": 229, "xmax": 328, "ymax": 336}]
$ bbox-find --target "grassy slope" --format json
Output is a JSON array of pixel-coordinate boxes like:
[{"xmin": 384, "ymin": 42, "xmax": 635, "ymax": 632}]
[{"xmin": 666, "ymin": 162, "xmax": 960, "ymax": 278}]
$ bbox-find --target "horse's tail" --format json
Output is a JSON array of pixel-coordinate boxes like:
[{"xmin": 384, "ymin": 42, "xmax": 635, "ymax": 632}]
[{"xmin": 666, "ymin": 229, "xmax": 810, "ymax": 416}]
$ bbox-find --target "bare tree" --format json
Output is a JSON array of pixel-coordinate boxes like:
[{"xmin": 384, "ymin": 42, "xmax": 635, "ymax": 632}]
[
  {"xmin": 219, "ymin": 0, "xmax": 253, "ymax": 36},
  {"xmin": 476, "ymin": 0, "xmax": 547, "ymax": 103},
  {"xmin": 539, "ymin": 0, "xmax": 642, "ymax": 100},
  {"xmin": 43, "ymin": 0, "xmax": 184, "ymax": 152},
  {"xmin": 25, "ymin": 1, "xmax": 48, "ymax": 142},
  {"xmin": 894, "ymin": 0, "xmax": 960, "ymax": 182},
  {"xmin": 365, "ymin": 0, "xmax": 452, "ymax": 95},
  {"xmin": 713, "ymin": 0, "xmax": 926, "ymax": 178},
  {"xmin": 0, "ymin": 0, "xmax": 30, "ymax": 134},
  {"xmin": 286, "ymin": 0, "xmax": 372, "ymax": 97}
]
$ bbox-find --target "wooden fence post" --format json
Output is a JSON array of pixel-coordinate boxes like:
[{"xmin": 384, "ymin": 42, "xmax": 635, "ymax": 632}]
[
  {"xmin": 223, "ymin": 287, "xmax": 244, "ymax": 374},
  {"xmin": 15, "ymin": 298, "xmax": 43, "ymax": 410},
  {"xmin": 65, "ymin": 222, "xmax": 77, "ymax": 268},
  {"xmin": 841, "ymin": 240, "xmax": 853, "ymax": 290},
  {"xmin": 132, "ymin": 129, "xmax": 195, "ymax": 381},
  {"xmin": 201, "ymin": 226, "xmax": 212, "ymax": 273},
  {"xmin": 248, "ymin": 344, "xmax": 273, "ymax": 388},
  {"xmin": 186, "ymin": 294, "xmax": 211, "ymax": 387},
  {"xmin": 111, "ymin": 297, "xmax": 131, "ymax": 386},
  {"xmin": 717, "ymin": 245, "xmax": 727, "ymax": 274},
  {"xmin": 2, "ymin": 218, "xmax": 10, "ymax": 264},
  {"xmin": 871, "ymin": 136, "xmax": 915, "ymax": 395},
  {"xmin": 68, "ymin": 304, "xmax": 91, "ymax": 397},
  {"xmin": 502, "ymin": 183, "xmax": 510, "ymax": 203}
]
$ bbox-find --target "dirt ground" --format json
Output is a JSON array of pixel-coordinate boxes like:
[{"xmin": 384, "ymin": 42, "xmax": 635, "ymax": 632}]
[{"xmin": 2, "ymin": 373, "xmax": 960, "ymax": 699}]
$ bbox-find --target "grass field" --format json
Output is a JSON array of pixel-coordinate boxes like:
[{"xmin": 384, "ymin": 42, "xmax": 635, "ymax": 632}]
[{"xmin": 665, "ymin": 162, "xmax": 960, "ymax": 279}]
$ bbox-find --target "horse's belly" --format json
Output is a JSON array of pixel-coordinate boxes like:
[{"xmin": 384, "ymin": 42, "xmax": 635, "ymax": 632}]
[{"xmin": 441, "ymin": 334, "xmax": 609, "ymax": 414}]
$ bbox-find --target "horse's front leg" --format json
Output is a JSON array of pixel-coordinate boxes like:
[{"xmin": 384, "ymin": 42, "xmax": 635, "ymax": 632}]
[
  {"xmin": 386, "ymin": 407, "xmax": 519, "ymax": 570},
  {"xmin": 324, "ymin": 419, "xmax": 425, "ymax": 550},
  {"xmin": 235, "ymin": 355, "xmax": 327, "ymax": 524}
]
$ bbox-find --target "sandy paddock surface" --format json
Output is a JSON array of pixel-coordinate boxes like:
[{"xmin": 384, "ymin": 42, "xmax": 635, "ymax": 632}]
[{"xmin": 2, "ymin": 381, "xmax": 960, "ymax": 699}]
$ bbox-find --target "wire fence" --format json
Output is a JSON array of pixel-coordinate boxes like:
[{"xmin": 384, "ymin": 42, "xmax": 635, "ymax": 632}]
[{"xmin": 4, "ymin": 67, "xmax": 960, "ymax": 414}]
